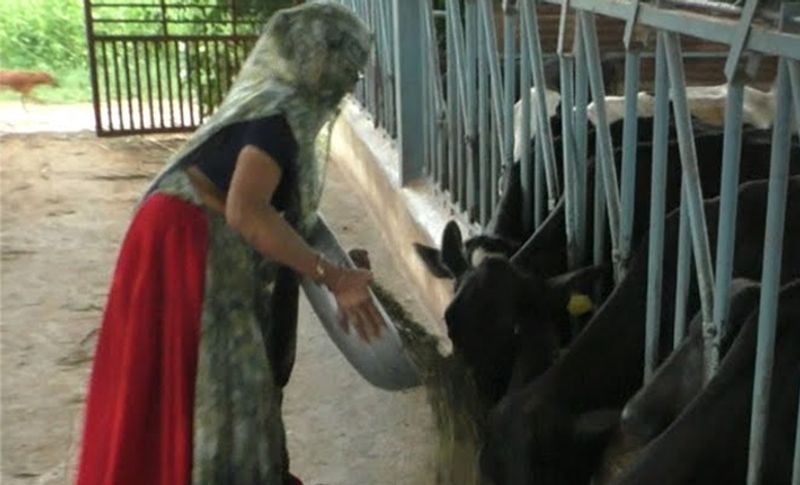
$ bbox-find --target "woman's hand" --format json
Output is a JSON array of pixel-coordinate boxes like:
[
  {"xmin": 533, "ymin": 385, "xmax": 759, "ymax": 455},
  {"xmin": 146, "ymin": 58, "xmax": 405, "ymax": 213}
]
[{"xmin": 323, "ymin": 264, "xmax": 384, "ymax": 343}]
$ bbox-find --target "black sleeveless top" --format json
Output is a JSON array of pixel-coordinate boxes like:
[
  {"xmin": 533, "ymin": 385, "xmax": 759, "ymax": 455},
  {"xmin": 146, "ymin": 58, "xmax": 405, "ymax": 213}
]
[{"xmin": 194, "ymin": 115, "xmax": 298, "ymax": 211}]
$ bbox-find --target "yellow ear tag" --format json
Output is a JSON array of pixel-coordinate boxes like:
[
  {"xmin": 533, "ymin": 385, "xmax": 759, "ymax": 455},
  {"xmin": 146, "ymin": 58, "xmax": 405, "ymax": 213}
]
[{"xmin": 567, "ymin": 293, "xmax": 595, "ymax": 317}]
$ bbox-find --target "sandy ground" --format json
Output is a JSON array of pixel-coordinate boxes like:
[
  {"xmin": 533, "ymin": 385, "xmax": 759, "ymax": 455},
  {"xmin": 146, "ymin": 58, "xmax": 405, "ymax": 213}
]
[{"xmin": 0, "ymin": 103, "xmax": 437, "ymax": 484}]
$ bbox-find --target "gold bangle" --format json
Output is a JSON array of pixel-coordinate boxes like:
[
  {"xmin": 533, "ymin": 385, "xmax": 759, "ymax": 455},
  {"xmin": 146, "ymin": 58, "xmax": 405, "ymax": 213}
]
[{"xmin": 313, "ymin": 253, "xmax": 327, "ymax": 283}]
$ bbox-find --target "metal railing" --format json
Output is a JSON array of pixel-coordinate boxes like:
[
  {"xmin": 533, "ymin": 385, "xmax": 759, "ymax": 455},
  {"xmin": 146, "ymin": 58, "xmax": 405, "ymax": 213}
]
[
  {"xmin": 336, "ymin": 1, "xmax": 800, "ymax": 483},
  {"xmin": 83, "ymin": 0, "xmax": 294, "ymax": 136}
]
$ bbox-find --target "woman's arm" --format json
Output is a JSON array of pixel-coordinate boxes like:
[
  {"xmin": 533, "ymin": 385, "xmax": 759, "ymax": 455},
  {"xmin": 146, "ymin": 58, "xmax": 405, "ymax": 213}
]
[{"xmin": 224, "ymin": 145, "xmax": 383, "ymax": 342}]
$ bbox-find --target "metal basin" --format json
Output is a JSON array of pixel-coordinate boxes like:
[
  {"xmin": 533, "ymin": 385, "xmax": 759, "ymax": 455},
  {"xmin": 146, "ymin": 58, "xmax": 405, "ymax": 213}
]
[{"xmin": 301, "ymin": 215, "xmax": 421, "ymax": 391}]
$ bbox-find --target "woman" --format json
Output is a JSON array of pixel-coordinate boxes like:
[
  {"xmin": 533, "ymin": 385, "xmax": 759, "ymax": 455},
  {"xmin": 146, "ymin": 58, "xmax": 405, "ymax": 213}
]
[{"xmin": 75, "ymin": 4, "xmax": 381, "ymax": 485}]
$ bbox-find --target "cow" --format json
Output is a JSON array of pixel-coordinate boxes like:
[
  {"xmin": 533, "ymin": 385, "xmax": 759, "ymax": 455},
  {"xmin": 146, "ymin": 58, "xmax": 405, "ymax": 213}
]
[
  {"xmin": 479, "ymin": 176, "xmax": 800, "ymax": 485},
  {"xmin": 417, "ymin": 136, "xmax": 799, "ymax": 407},
  {"xmin": 605, "ymin": 279, "xmax": 800, "ymax": 485},
  {"xmin": 587, "ymin": 84, "xmax": 780, "ymax": 131},
  {"xmin": 592, "ymin": 278, "xmax": 762, "ymax": 484}
]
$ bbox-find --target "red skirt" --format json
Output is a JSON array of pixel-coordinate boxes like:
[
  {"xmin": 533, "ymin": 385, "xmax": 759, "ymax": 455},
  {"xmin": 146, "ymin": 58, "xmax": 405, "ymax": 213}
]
[{"xmin": 75, "ymin": 194, "xmax": 208, "ymax": 485}]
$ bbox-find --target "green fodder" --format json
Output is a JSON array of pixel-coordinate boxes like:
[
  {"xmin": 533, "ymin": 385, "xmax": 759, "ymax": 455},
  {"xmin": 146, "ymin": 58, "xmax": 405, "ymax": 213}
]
[{"xmin": 371, "ymin": 282, "xmax": 486, "ymax": 485}]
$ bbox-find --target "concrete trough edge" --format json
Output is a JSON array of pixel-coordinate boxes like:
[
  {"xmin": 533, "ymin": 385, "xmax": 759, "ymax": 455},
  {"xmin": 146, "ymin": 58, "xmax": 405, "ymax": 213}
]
[{"xmin": 329, "ymin": 98, "xmax": 466, "ymax": 346}]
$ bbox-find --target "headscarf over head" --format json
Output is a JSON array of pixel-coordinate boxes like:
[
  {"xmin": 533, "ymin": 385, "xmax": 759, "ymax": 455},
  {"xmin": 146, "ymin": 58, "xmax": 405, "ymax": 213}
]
[{"xmin": 145, "ymin": 1, "xmax": 372, "ymax": 233}]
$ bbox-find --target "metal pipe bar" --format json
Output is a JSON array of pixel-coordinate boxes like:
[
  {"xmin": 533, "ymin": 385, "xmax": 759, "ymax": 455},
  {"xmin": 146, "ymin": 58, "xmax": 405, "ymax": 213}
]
[
  {"xmin": 747, "ymin": 58, "xmax": 794, "ymax": 485},
  {"xmin": 446, "ymin": 5, "xmax": 457, "ymax": 200},
  {"xmin": 83, "ymin": 0, "xmax": 103, "ymax": 133},
  {"xmin": 665, "ymin": 0, "xmax": 741, "ymax": 15},
  {"xmin": 393, "ymin": 0, "xmax": 426, "ymax": 184},
  {"xmin": 478, "ymin": 4, "xmax": 489, "ymax": 223},
  {"xmin": 174, "ymin": 40, "xmax": 186, "ymax": 128},
  {"xmin": 193, "ymin": 41, "xmax": 203, "ymax": 123},
  {"xmin": 673, "ymin": 181, "xmax": 693, "ymax": 349},
  {"xmin": 111, "ymin": 41, "xmax": 125, "ymax": 131},
  {"xmin": 479, "ymin": 0, "xmax": 510, "ymax": 169},
  {"xmin": 574, "ymin": 18, "xmax": 589, "ymax": 265},
  {"xmin": 503, "ymin": 0, "xmax": 517, "ymax": 172},
  {"xmin": 122, "ymin": 41, "xmax": 134, "ymax": 131},
  {"xmin": 165, "ymin": 37, "xmax": 176, "ymax": 126},
  {"xmin": 466, "ymin": 0, "xmax": 479, "ymax": 216},
  {"xmin": 619, "ymin": 50, "xmax": 641, "ymax": 279},
  {"xmin": 95, "ymin": 125, "xmax": 194, "ymax": 137},
  {"xmin": 444, "ymin": 0, "xmax": 473, "ymax": 130},
  {"xmin": 142, "ymin": 41, "xmax": 154, "ymax": 129},
  {"xmin": 521, "ymin": 0, "xmax": 560, "ymax": 208},
  {"xmin": 535, "ymin": 129, "xmax": 546, "ymax": 228},
  {"xmin": 376, "ymin": 0, "xmax": 392, "ymax": 133},
  {"xmin": 184, "ymin": 40, "xmax": 195, "ymax": 127},
  {"xmin": 539, "ymin": 0, "xmax": 800, "ymax": 61},
  {"xmin": 492, "ymin": 107, "xmax": 501, "ymax": 218},
  {"xmin": 133, "ymin": 41, "xmax": 144, "ymax": 130},
  {"xmin": 663, "ymin": 32, "xmax": 718, "ymax": 381},
  {"xmin": 560, "ymin": 56, "xmax": 579, "ymax": 269},
  {"xmin": 790, "ymin": 60, "xmax": 800, "ymax": 139},
  {"xmin": 457, "ymin": 91, "xmax": 467, "ymax": 211},
  {"xmin": 520, "ymin": 8, "xmax": 534, "ymax": 236},
  {"xmin": 211, "ymin": 41, "xmax": 220, "ymax": 109},
  {"xmin": 593, "ymin": 133, "xmax": 608, "ymax": 302},
  {"xmin": 712, "ymin": 81, "xmax": 745, "ymax": 340},
  {"xmin": 644, "ymin": 35, "xmax": 671, "ymax": 383},
  {"xmin": 579, "ymin": 11, "xmax": 623, "ymax": 281},
  {"xmin": 723, "ymin": 0, "xmax": 759, "ymax": 80}
]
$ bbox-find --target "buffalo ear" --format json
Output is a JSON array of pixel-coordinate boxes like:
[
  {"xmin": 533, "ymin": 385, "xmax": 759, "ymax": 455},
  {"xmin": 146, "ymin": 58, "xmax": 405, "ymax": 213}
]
[
  {"xmin": 441, "ymin": 220, "xmax": 469, "ymax": 279},
  {"xmin": 413, "ymin": 243, "xmax": 453, "ymax": 279},
  {"xmin": 573, "ymin": 408, "xmax": 621, "ymax": 448}
]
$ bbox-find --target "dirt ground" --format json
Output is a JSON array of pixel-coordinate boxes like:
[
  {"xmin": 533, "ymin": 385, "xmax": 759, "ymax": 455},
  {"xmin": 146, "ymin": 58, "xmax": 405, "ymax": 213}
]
[{"xmin": 0, "ymin": 103, "xmax": 437, "ymax": 484}]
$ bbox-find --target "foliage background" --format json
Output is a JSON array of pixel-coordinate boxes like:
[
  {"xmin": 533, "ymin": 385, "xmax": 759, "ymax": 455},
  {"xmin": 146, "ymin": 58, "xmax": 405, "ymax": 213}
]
[{"xmin": 0, "ymin": 0, "xmax": 295, "ymax": 103}]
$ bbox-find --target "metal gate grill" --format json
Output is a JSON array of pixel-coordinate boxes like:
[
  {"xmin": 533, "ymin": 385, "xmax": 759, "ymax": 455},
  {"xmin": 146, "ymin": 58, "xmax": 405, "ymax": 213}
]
[{"xmin": 83, "ymin": 1, "xmax": 291, "ymax": 136}]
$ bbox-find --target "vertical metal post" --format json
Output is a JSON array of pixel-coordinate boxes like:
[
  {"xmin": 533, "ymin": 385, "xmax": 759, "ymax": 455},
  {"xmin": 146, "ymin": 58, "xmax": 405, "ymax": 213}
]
[
  {"xmin": 747, "ymin": 59, "xmax": 794, "ymax": 485},
  {"xmin": 574, "ymin": 19, "xmax": 589, "ymax": 264},
  {"xmin": 478, "ymin": 3, "xmax": 489, "ymax": 223},
  {"xmin": 557, "ymin": 0, "xmax": 577, "ymax": 268},
  {"xmin": 394, "ymin": 0, "xmax": 426, "ymax": 184},
  {"xmin": 466, "ymin": 0, "xmax": 479, "ymax": 217},
  {"xmin": 619, "ymin": 50, "xmax": 641, "ymax": 278},
  {"xmin": 593, "ymin": 133, "xmax": 608, "ymax": 302},
  {"xmin": 790, "ymin": 60, "xmax": 800, "ymax": 139},
  {"xmin": 535, "ymin": 130, "xmax": 545, "ymax": 227},
  {"xmin": 673, "ymin": 182, "xmax": 693, "ymax": 348},
  {"xmin": 479, "ymin": 0, "xmax": 508, "ymax": 160},
  {"xmin": 663, "ymin": 32, "xmax": 717, "ymax": 381},
  {"xmin": 446, "ymin": 3, "xmax": 458, "ymax": 201},
  {"xmin": 521, "ymin": 0, "xmax": 560, "ymax": 207},
  {"xmin": 520, "ymin": 7, "xmax": 534, "ymax": 235},
  {"xmin": 503, "ymin": 0, "xmax": 517, "ymax": 212},
  {"xmin": 580, "ymin": 11, "xmax": 622, "ymax": 282},
  {"xmin": 83, "ymin": 0, "xmax": 102, "ymax": 133},
  {"xmin": 712, "ymin": 80, "xmax": 745, "ymax": 339},
  {"xmin": 421, "ymin": 3, "xmax": 432, "ymax": 176},
  {"xmin": 644, "ymin": 35, "xmax": 670, "ymax": 383},
  {"xmin": 560, "ymin": 57, "xmax": 578, "ymax": 268}
]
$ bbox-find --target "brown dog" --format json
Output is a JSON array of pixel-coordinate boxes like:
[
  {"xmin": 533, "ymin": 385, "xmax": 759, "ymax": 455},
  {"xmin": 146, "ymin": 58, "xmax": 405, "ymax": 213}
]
[{"xmin": 0, "ymin": 70, "xmax": 59, "ymax": 108}]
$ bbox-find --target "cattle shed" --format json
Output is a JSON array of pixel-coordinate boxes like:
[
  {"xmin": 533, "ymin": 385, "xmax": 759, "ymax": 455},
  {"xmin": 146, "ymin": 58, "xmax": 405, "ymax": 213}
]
[
  {"xmin": 81, "ymin": 0, "xmax": 800, "ymax": 484},
  {"xmin": 329, "ymin": 1, "xmax": 800, "ymax": 485}
]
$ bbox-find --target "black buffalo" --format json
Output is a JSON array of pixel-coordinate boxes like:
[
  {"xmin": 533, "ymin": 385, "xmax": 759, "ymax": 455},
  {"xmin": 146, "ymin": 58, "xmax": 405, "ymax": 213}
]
[
  {"xmin": 480, "ymin": 176, "xmax": 800, "ymax": 485},
  {"xmin": 608, "ymin": 279, "xmax": 800, "ymax": 484}
]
